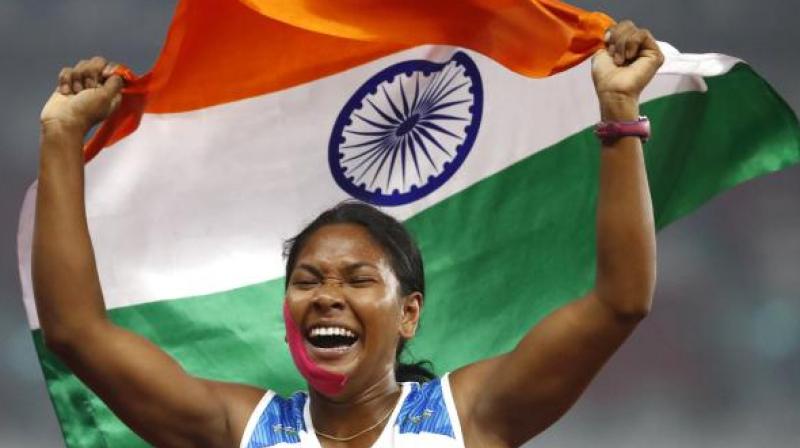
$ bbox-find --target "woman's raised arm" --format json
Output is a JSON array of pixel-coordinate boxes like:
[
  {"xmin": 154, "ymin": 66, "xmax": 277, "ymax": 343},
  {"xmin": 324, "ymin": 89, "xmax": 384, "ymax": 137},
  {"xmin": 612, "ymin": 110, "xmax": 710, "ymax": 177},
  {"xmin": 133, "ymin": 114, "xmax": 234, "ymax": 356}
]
[
  {"xmin": 452, "ymin": 21, "xmax": 664, "ymax": 447},
  {"xmin": 33, "ymin": 57, "xmax": 261, "ymax": 448}
]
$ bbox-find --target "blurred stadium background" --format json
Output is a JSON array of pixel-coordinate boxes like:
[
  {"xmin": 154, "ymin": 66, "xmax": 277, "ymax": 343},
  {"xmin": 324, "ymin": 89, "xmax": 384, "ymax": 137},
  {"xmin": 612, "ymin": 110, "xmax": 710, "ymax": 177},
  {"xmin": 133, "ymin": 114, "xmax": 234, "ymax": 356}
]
[{"xmin": 1, "ymin": 1, "xmax": 797, "ymax": 446}]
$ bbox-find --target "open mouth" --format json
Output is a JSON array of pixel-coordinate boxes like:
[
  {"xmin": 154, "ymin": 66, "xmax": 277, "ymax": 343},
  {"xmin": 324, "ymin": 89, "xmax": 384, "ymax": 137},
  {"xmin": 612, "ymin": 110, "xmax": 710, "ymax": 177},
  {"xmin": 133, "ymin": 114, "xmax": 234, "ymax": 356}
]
[{"xmin": 306, "ymin": 326, "xmax": 360, "ymax": 352}]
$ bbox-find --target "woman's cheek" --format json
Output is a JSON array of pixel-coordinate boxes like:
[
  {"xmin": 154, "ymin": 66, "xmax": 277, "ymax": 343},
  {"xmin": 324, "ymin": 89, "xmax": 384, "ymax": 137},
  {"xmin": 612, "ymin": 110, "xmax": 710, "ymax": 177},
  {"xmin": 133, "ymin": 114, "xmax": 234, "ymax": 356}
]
[
  {"xmin": 350, "ymin": 290, "xmax": 397, "ymax": 326},
  {"xmin": 284, "ymin": 291, "xmax": 311, "ymax": 316}
]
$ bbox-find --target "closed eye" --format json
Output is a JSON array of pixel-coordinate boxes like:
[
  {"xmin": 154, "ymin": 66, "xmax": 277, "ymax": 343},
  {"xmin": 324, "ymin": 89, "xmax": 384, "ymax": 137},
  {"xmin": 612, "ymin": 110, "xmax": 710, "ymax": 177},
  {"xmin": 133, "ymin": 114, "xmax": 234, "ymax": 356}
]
[
  {"xmin": 291, "ymin": 279, "xmax": 320, "ymax": 289},
  {"xmin": 291, "ymin": 264, "xmax": 323, "ymax": 289},
  {"xmin": 349, "ymin": 277, "xmax": 377, "ymax": 286}
]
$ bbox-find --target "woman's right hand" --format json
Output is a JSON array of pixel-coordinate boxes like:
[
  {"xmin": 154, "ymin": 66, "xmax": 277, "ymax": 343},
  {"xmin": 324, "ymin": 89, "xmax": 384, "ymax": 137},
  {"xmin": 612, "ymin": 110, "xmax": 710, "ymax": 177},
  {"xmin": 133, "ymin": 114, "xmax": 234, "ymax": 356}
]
[{"xmin": 40, "ymin": 56, "xmax": 123, "ymax": 134}]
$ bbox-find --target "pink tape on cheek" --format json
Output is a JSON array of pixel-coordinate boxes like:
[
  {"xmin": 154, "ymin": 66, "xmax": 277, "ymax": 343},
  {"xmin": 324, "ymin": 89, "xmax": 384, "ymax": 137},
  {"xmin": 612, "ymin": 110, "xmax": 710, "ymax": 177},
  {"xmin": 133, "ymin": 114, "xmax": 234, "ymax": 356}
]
[{"xmin": 283, "ymin": 302, "xmax": 348, "ymax": 396}]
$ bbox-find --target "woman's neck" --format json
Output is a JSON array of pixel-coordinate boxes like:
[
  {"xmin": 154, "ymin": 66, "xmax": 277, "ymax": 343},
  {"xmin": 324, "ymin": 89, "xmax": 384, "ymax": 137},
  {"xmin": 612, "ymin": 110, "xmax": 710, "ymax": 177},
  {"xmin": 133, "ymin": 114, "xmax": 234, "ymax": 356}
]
[{"xmin": 308, "ymin": 370, "xmax": 402, "ymax": 442}]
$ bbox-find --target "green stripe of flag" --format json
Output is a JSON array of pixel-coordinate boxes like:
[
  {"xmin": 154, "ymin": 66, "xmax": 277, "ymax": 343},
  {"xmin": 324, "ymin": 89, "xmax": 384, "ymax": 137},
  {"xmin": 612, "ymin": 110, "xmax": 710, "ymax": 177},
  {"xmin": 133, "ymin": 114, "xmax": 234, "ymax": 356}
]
[{"xmin": 33, "ymin": 64, "xmax": 800, "ymax": 447}]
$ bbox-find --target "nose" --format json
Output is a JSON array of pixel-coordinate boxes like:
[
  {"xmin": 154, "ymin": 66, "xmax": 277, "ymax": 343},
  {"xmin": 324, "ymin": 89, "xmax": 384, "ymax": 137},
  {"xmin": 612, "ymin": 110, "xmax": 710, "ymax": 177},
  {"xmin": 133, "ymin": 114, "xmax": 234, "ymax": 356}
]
[{"xmin": 312, "ymin": 279, "xmax": 346, "ymax": 312}]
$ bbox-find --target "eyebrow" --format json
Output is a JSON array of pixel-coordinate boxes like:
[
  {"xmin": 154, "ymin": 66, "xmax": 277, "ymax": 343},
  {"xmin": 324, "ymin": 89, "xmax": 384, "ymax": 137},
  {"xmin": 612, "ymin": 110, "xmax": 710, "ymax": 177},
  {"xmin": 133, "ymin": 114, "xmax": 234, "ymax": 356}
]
[
  {"xmin": 294, "ymin": 262, "xmax": 378, "ymax": 276},
  {"xmin": 346, "ymin": 262, "xmax": 379, "ymax": 272},
  {"xmin": 295, "ymin": 263, "xmax": 323, "ymax": 277}
]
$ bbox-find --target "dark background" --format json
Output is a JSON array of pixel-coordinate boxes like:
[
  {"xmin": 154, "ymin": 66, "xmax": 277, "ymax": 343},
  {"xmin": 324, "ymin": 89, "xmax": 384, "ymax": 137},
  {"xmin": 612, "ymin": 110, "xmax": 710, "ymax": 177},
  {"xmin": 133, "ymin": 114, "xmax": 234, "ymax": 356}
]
[{"xmin": 1, "ymin": 1, "xmax": 798, "ymax": 446}]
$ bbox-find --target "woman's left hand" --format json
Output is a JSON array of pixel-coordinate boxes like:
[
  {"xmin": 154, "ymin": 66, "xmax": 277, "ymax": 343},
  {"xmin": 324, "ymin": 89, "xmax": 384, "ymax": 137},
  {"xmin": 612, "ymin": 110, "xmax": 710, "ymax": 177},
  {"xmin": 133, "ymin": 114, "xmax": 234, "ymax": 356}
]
[{"xmin": 592, "ymin": 20, "xmax": 664, "ymax": 120}]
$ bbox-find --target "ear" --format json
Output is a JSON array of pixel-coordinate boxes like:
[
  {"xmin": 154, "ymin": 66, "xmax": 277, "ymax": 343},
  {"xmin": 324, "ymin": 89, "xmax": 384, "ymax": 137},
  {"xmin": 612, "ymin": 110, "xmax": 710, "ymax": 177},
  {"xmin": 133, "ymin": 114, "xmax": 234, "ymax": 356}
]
[{"xmin": 399, "ymin": 292, "xmax": 423, "ymax": 339}]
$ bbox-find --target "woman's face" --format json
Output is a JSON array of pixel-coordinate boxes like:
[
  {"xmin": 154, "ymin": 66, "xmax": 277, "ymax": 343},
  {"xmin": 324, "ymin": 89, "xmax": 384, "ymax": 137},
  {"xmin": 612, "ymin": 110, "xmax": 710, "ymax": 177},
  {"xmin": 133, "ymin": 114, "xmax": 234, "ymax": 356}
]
[{"xmin": 285, "ymin": 223, "xmax": 420, "ymax": 395}]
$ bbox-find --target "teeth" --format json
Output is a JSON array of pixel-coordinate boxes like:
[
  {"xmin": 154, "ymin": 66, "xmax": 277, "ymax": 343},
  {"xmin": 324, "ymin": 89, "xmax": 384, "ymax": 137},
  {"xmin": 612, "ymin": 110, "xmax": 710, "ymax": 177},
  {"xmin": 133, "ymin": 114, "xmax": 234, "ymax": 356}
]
[{"xmin": 309, "ymin": 326, "xmax": 357, "ymax": 338}]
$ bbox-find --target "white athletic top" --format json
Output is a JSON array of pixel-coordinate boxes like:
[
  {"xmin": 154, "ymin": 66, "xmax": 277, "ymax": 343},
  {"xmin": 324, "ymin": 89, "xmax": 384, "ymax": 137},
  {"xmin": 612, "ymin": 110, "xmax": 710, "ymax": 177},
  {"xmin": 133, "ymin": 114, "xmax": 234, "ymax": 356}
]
[{"xmin": 239, "ymin": 374, "xmax": 465, "ymax": 448}]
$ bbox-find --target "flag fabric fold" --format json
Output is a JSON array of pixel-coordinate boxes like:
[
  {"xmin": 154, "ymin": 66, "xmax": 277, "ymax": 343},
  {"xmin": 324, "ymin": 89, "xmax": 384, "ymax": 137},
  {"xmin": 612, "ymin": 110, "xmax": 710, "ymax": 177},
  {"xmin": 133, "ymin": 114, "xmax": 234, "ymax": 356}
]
[
  {"xmin": 18, "ymin": 0, "xmax": 800, "ymax": 446},
  {"xmin": 84, "ymin": 0, "xmax": 612, "ymax": 160}
]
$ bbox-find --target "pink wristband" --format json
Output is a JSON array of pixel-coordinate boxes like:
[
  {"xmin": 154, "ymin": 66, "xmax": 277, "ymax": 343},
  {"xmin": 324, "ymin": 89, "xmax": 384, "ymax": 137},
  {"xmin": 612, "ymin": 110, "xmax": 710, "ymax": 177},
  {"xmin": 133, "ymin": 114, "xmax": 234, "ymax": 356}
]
[{"xmin": 594, "ymin": 116, "xmax": 651, "ymax": 145}]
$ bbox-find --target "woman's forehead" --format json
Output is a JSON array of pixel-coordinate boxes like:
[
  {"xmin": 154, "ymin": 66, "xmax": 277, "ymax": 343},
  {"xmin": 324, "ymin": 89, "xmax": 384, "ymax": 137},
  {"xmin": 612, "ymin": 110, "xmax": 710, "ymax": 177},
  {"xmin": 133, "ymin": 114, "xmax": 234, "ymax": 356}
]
[{"xmin": 296, "ymin": 223, "xmax": 388, "ymax": 266}]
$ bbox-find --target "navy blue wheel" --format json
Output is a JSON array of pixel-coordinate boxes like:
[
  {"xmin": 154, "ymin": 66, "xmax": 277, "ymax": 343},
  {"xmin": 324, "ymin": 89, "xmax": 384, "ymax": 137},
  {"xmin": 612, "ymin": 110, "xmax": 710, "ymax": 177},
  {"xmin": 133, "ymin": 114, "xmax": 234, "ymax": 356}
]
[{"xmin": 328, "ymin": 51, "xmax": 483, "ymax": 206}]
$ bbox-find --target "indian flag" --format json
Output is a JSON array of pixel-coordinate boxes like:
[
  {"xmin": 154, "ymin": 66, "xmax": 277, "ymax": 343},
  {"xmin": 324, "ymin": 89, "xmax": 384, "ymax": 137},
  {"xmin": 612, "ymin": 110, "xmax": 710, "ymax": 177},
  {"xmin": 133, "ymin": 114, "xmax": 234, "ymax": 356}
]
[{"xmin": 17, "ymin": 0, "xmax": 800, "ymax": 446}]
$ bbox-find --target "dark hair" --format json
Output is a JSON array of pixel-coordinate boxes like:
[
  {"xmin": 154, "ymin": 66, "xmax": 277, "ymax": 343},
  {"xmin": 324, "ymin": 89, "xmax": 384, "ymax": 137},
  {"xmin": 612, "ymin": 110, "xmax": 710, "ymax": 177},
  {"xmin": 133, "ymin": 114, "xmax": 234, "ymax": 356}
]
[{"xmin": 283, "ymin": 200, "xmax": 435, "ymax": 383}]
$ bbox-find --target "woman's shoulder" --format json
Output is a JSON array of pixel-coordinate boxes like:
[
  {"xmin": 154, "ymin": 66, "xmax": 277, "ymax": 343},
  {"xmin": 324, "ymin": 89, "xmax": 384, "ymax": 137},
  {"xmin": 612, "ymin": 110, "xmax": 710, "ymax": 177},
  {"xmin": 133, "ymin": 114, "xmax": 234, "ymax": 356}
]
[
  {"xmin": 253, "ymin": 389, "xmax": 308, "ymax": 424},
  {"xmin": 239, "ymin": 389, "xmax": 308, "ymax": 448},
  {"xmin": 396, "ymin": 374, "xmax": 463, "ymax": 438}
]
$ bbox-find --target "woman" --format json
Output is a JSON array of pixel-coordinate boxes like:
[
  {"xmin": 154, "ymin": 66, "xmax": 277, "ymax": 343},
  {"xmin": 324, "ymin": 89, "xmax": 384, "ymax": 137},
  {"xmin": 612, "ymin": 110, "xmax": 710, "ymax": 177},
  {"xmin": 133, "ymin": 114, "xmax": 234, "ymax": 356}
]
[{"xmin": 34, "ymin": 20, "xmax": 663, "ymax": 448}]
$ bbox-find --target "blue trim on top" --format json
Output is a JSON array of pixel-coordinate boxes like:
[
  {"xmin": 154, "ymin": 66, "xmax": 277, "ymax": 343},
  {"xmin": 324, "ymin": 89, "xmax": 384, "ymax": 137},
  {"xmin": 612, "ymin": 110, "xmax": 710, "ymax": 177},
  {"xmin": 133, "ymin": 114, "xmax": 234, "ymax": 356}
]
[
  {"xmin": 396, "ymin": 378, "xmax": 455, "ymax": 438},
  {"xmin": 244, "ymin": 378, "xmax": 457, "ymax": 447},
  {"xmin": 245, "ymin": 392, "xmax": 307, "ymax": 448}
]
